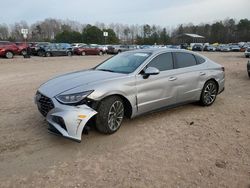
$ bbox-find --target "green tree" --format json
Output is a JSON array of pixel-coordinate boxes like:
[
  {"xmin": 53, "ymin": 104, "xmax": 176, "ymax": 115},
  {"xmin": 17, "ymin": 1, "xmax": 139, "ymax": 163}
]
[
  {"xmin": 55, "ymin": 30, "xmax": 82, "ymax": 43},
  {"xmin": 82, "ymin": 25, "xmax": 103, "ymax": 44}
]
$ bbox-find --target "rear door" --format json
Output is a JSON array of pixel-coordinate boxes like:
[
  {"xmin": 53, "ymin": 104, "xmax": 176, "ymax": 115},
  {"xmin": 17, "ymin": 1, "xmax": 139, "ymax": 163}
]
[
  {"xmin": 136, "ymin": 52, "xmax": 178, "ymax": 114},
  {"xmin": 172, "ymin": 52, "xmax": 202, "ymax": 103}
]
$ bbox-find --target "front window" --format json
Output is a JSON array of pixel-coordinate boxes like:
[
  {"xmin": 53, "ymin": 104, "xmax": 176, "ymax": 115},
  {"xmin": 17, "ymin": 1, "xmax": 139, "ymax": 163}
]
[
  {"xmin": 95, "ymin": 52, "xmax": 152, "ymax": 74},
  {"xmin": 146, "ymin": 53, "xmax": 174, "ymax": 71}
]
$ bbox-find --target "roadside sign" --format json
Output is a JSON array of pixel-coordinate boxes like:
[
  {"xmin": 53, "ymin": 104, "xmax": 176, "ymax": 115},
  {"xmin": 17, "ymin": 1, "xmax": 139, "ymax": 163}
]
[
  {"xmin": 21, "ymin": 29, "xmax": 28, "ymax": 34},
  {"xmin": 103, "ymin": 32, "xmax": 108, "ymax": 37}
]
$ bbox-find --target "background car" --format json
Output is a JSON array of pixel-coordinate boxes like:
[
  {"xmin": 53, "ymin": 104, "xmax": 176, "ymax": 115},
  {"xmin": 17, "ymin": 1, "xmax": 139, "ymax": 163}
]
[
  {"xmin": 192, "ymin": 44, "xmax": 203, "ymax": 51},
  {"xmin": 74, "ymin": 45, "xmax": 104, "ymax": 56},
  {"xmin": 0, "ymin": 41, "xmax": 19, "ymax": 58},
  {"xmin": 15, "ymin": 42, "xmax": 30, "ymax": 55},
  {"xmin": 220, "ymin": 45, "xmax": 231, "ymax": 52},
  {"xmin": 39, "ymin": 43, "xmax": 73, "ymax": 57},
  {"xmin": 30, "ymin": 42, "xmax": 50, "ymax": 56},
  {"xmin": 204, "ymin": 45, "xmax": 216, "ymax": 52},
  {"xmin": 229, "ymin": 44, "xmax": 240, "ymax": 52},
  {"xmin": 245, "ymin": 47, "xmax": 250, "ymax": 58},
  {"xmin": 107, "ymin": 45, "xmax": 133, "ymax": 54},
  {"xmin": 71, "ymin": 43, "xmax": 87, "ymax": 50}
]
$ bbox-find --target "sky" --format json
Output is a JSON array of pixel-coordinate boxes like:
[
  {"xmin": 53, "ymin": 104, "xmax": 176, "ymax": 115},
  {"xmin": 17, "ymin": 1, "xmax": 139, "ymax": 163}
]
[{"xmin": 0, "ymin": 0, "xmax": 249, "ymax": 27}]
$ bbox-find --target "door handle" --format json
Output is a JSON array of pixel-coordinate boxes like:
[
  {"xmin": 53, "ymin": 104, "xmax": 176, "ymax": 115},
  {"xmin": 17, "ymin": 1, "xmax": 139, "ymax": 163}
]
[
  {"xmin": 169, "ymin": 77, "xmax": 177, "ymax": 81},
  {"xmin": 200, "ymin": 72, "xmax": 206, "ymax": 76}
]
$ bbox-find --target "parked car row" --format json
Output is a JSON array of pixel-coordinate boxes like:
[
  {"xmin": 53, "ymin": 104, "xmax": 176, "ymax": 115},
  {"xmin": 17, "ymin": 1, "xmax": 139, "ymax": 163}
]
[{"xmin": 1, "ymin": 41, "xmax": 250, "ymax": 59}]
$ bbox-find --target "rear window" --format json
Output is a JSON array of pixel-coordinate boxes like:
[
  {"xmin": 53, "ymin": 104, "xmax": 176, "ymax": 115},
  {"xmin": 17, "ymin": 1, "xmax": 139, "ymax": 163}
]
[
  {"xmin": 195, "ymin": 55, "xmax": 206, "ymax": 64},
  {"xmin": 174, "ymin": 52, "xmax": 197, "ymax": 68}
]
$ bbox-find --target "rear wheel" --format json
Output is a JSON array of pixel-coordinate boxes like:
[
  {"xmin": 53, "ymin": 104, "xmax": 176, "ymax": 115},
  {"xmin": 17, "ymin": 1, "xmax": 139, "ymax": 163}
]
[
  {"xmin": 99, "ymin": 51, "xmax": 103, "ymax": 56},
  {"xmin": 81, "ymin": 51, "xmax": 86, "ymax": 56},
  {"xmin": 96, "ymin": 96, "xmax": 124, "ymax": 134},
  {"xmin": 37, "ymin": 51, "xmax": 44, "ymax": 57},
  {"xmin": 5, "ymin": 51, "xmax": 14, "ymax": 59},
  {"xmin": 67, "ymin": 51, "xmax": 72, "ymax": 56},
  {"xmin": 45, "ymin": 52, "xmax": 51, "ymax": 57},
  {"xmin": 200, "ymin": 80, "xmax": 218, "ymax": 106},
  {"xmin": 21, "ymin": 50, "xmax": 27, "ymax": 56}
]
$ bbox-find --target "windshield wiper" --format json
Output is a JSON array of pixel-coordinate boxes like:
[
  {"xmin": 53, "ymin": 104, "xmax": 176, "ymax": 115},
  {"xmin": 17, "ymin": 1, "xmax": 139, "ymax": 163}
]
[{"xmin": 97, "ymin": 69, "xmax": 115, "ymax": 72}]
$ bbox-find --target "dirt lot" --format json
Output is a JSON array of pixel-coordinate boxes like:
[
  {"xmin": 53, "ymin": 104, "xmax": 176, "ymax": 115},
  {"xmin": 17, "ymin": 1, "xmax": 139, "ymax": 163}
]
[{"xmin": 0, "ymin": 52, "xmax": 249, "ymax": 188}]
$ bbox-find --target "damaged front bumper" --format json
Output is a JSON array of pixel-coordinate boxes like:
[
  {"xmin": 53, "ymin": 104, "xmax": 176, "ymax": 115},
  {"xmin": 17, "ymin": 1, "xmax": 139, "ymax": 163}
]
[{"xmin": 36, "ymin": 96, "xmax": 97, "ymax": 142}]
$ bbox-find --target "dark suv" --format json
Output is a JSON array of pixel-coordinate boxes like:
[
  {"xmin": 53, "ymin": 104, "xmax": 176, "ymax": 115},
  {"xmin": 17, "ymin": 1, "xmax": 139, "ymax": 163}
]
[
  {"xmin": 30, "ymin": 42, "xmax": 50, "ymax": 56},
  {"xmin": 38, "ymin": 43, "xmax": 73, "ymax": 57},
  {"xmin": 192, "ymin": 44, "xmax": 203, "ymax": 51},
  {"xmin": 0, "ymin": 41, "xmax": 19, "ymax": 58}
]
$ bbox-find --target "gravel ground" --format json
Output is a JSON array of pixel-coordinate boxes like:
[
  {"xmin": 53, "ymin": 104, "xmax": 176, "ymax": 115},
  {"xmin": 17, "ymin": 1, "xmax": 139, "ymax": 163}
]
[{"xmin": 0, "ymin": 52, "xmax": 249, "ymax": 188}]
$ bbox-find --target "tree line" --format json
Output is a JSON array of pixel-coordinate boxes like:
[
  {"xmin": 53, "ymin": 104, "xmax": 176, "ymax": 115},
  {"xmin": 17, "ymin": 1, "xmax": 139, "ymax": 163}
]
[{"xmin": 0, "ymin": 18, "xmax": 249, "ymax": 44}]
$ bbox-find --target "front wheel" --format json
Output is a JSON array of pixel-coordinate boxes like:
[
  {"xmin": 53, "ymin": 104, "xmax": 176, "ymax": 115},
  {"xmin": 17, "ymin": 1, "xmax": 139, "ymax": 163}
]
[
  {"xmin": 99, "ymin": 51, "xmax": 103, "ymax": 56},
  {"xmin": 81, "ymin": 51, "xmax": 86, "ymax": 56},
  {"xmin": 200, "ymin": 80, "xmax": 218, "ymax": 106},
  {"xmin": 5, "ymin": 51, "xmax": 14, "ymax": 59},
  {"xmin": 95, "ymin": 96, "xmax": 124, "ymax": 134}
]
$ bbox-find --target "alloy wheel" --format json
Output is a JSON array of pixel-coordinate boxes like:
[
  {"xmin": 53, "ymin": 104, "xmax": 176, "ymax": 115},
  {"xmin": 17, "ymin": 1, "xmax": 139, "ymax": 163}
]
[
  {"xmin": 108, "ymin": 101, "xmax": 124, "ymax": 131},
  {"xmin": 203, "ymin": 83, "xmax": 217, "ymax": 105}
]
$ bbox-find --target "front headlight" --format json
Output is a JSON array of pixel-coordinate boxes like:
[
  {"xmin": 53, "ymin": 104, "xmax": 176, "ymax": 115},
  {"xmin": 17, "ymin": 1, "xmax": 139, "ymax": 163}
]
[{"xmin": 56, "ymin": 90, "xmax": 93, "ymax": 104}]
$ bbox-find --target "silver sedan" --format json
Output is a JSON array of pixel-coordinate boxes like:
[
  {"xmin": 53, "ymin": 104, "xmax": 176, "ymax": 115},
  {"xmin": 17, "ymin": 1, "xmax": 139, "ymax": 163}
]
[{"xmin": 35, "ymin": 49, "xmax": 225, "ymax": 142}]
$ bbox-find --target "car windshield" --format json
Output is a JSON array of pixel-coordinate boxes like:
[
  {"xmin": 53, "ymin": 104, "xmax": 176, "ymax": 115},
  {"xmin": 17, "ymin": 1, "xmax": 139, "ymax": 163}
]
[{"xmin": 95, "ymin": 52, "xmax": 152, "ymax": 74}]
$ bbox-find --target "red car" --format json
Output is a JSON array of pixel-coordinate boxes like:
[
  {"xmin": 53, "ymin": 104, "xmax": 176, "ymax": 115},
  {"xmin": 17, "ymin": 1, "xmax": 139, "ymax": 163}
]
[
  {"xmin": 74, "ymin": 45, "xmax": 104, "ymax": 56},
  {"xmin": 15, "ymin": 42, "xmax": 30, "ymax": 55},
  {"xmin": 0, "ymin": 41, "xmax": 19, "ymax": 59}
]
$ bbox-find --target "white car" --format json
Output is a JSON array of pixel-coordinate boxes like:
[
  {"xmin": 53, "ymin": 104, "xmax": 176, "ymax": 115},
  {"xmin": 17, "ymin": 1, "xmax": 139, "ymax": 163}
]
[{"xmin": 245, "ymin": 48, "xmax": 250, "ymax": 58}]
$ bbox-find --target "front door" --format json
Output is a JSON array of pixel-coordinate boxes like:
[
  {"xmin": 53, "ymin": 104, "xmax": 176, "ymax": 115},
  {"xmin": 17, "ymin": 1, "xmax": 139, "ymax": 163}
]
[{"xmin": 136, "ymin": 52, "xmax": 178, "ymax": 114}]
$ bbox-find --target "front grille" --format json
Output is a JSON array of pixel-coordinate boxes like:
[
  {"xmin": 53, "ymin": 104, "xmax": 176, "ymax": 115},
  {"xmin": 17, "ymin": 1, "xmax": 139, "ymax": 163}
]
[{"xmin": 37, "ymin": 92, "xmax": 54, "ymax": 117}]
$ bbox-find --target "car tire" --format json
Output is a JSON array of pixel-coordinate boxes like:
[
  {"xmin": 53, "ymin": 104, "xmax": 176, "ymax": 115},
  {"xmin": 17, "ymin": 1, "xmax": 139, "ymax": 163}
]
[
  {"xmin": 117, "ymin": 50, "xmax": 121, "ymax": 54},
  {"xmin": 200, "ymin": 80, "xmax": 218, "ymax": 106},
  {"xmin": 67, "ymin": 51, "xmax": 72, "ymax": 56},
  {"xmin": 45, "ymin": 52, "xmax": 51, "ymax": 57},
  {"xmin": 21, "ymin": 50, "xmax": 27, "ymax": 56},
  {"xmin": 99, "ymin": 51, "xmax": 103, "ymax": 56},
  {"xmin": 246, "ymin": 55, "xmax": 249, "ymax": 58},
  {"xmin": 81, "ymin": 51, "xmax": 86, "ymax": 56},
  {"xmin": 95, "ymin": 96, "xmax": 124, "ymax": 134},
  {"xmin": 37, "ymin": 51, "xmax": 44, "ymax": 57},
  {"xmin": 5, "ymin": 51, "xmax": 14, "ymax": 59}
]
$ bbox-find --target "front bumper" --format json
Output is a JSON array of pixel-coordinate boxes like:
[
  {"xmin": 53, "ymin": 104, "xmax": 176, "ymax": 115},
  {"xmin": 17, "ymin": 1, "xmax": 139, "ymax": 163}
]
[{"xmin": 36, "ymin": 96, "xmax": 97, "ymax": 142}]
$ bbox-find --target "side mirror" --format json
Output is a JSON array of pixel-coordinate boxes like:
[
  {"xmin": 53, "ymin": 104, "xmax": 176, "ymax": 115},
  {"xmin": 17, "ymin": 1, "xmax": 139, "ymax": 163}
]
[{"xmin": 143, "ymin": 67, "xmax": 160, "ymax": 79}]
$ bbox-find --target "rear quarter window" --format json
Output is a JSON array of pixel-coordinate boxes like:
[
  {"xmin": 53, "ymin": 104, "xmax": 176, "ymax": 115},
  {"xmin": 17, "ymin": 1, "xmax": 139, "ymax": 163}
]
[{"xmin": 195, "ymin": 55, "xmax": 206, "ymax": 64}]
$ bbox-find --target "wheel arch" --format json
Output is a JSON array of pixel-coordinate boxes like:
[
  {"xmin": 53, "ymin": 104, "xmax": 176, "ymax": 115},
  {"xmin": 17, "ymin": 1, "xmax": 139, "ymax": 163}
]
[
  {"xmin": 94, "ymin": 94, "xmax": 133, "ymax": 118},
  {"xmin": 204, "ymin": 78, "xmax": 219, "ymax": 93}
]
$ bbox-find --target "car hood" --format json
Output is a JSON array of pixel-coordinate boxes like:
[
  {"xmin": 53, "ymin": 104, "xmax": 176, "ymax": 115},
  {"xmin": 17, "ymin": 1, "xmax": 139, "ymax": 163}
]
[{"xmin": 38, "ymin": 69, "xmax": 125, "ymax": 98}]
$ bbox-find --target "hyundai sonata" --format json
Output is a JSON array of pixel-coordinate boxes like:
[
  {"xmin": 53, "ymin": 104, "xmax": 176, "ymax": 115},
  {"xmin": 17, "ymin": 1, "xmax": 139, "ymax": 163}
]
[{"xmin": 35, "ymin": 49, "xmax": 225, "ymax": 142}]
